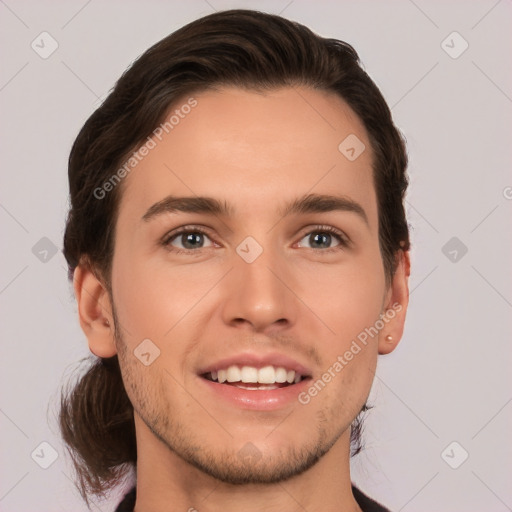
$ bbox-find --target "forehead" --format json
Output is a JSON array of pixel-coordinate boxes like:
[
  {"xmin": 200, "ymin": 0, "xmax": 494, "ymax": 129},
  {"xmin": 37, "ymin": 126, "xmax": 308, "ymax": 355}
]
[{"xmin": 117, "ymin": 86, "xmax": 377, "ymax": 226}]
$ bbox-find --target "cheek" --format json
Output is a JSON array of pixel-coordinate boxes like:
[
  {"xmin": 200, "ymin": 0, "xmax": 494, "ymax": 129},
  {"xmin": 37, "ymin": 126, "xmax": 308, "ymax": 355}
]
[
  {"xmin": 297, "ymin": 254, "xmax": 384, "ymax": 404},
  {"xmin": 300, "ymin": 258, "xmax": 386, "ymax": 344},
  {"xmin": 111, "ymin": 252, "xmax": 219, "ymax": 343}
]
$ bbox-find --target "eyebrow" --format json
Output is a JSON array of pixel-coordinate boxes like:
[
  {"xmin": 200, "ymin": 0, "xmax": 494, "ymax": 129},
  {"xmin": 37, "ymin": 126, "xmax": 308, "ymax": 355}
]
[{"xmin": 142, "ymin": 193, "xmax": 368, "ymax": 225}]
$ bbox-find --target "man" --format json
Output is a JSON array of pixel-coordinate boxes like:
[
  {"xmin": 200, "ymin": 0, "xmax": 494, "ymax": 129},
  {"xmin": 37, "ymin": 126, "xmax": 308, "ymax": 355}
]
[{"xmin": 60, "ymin": 9, "xmax": 410, "ymax": 512}]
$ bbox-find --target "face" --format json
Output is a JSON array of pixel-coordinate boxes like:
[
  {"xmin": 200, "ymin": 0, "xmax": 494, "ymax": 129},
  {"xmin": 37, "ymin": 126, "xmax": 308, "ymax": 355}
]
[{"xmin": 106, "ymin": 86, "xmax": 402, "ymax": 483}]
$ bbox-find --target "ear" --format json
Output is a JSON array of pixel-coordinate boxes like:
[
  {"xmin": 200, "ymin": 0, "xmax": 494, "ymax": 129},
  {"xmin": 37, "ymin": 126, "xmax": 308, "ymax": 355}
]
[
  {"xmin": 378, "ymin": 250, "xmax": 410, "ymax": 355},
  {"xmin": 73, "ymin": 264, "xmax": 117, "ymax": 358}
]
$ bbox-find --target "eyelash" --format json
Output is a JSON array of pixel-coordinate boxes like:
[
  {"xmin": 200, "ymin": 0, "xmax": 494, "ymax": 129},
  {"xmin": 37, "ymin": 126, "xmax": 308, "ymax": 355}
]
[{"xmin": 161, "ymin": 224, "xmax": 349, "ymax": 255}]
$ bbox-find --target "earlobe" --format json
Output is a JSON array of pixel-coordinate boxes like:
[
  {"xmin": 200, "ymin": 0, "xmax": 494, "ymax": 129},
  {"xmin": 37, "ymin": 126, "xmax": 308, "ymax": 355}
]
[
  {"xmin": 73, "ymin": 264, "xmax": 117, "ymax": 358},
  {"xmin": 378, "ymin": 250, "xmax": 410, "ymax": 355}
]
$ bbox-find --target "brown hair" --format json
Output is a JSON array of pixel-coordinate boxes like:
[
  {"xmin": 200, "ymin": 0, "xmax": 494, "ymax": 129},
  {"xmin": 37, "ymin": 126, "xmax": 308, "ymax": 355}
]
[{"xmin": 59, "ymin": 8, "xmax": 409, "ymax": 504}]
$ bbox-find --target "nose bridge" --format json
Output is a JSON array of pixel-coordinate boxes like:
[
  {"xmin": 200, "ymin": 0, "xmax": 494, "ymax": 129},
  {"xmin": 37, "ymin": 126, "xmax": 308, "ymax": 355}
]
[
  {"xmin": 237, "ymin": 240, "xmax": 279, "ymax": 291},
  {"xmin": 222, "ymin": 235, "xmax": 296, "ymax": 330}
]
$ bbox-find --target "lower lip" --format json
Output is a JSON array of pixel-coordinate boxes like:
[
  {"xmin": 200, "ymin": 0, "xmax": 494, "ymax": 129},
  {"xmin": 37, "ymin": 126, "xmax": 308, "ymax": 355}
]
[{"xmin": 199, "ymin": 376, "xmax": 311, "ymax": 411}]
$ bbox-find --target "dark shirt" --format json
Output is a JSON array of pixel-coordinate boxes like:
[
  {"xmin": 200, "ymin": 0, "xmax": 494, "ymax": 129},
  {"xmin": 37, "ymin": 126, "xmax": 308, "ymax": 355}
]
[{"xmin": 115, "ymin": 485, "xmax": 391, "ymax": 511}]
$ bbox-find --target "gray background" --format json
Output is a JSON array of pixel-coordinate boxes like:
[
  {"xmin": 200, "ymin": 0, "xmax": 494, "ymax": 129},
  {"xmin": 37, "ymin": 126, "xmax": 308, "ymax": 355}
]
[{"xmin": 1, "ymin": 1, "xmax": 511, "ymax": 511}]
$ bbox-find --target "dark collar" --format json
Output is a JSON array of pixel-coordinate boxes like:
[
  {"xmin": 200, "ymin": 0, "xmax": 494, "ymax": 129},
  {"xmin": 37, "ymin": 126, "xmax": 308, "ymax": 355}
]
[{"xmin": 115, "ymin": 484, "xmax": 391, "ymax": 511}]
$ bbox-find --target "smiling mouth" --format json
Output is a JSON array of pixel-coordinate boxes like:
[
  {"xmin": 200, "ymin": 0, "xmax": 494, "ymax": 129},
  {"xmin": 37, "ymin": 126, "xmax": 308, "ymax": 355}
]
[{"xmin": 201, "ymin": 365, "xmax": 311, "ymax": 390}]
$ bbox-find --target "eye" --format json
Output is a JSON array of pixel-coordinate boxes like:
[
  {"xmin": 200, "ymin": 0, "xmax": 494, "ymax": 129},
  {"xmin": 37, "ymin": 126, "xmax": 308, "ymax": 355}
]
[
  {"xmin": 296, "ymin": 226, "xmax": 348, "ymax": 251},
  {"xmin": 162, "ymin": 227, "xmax": 215, "ymax": 253},
  {"xmin": 161, "ymin": 224, "xmax": 349, "ymax": 255}
]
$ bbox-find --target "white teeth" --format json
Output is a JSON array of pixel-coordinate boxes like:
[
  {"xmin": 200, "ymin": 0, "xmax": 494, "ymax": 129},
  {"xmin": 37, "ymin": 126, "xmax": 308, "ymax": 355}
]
[
  {"xmin": 258, "ymin": 365, "xmax": 276, "ymax": 384},
  {"xmin": 275, "ymin": 367, "xmax": 288, "ymax": 383},
  {"xmin": 226, "ymin": 365, "xmax": 241, "ymax": 382},
  {"xmin": 241, "ymin": 366, "xmax": 259, "ymax": 383},
  {"xmin": 207, "ymin": 365, "xmax": 303, "ymax": 385}
]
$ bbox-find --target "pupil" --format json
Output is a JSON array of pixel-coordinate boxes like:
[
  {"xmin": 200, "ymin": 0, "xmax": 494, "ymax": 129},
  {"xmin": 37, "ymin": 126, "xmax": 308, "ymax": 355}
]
[
  {"xmin": 312, "ymin": 232, "xmax": 330, "ymax": 248},
  {"xmin": 183, "ymin": 233, "xmax": 203, "ymax": 249}
]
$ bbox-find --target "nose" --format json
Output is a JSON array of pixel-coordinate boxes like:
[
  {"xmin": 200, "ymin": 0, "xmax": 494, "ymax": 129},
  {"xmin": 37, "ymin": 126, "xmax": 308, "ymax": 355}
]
[{"xmin": 220, "ymin": 242, "xmax": 299, "ymax": 333}]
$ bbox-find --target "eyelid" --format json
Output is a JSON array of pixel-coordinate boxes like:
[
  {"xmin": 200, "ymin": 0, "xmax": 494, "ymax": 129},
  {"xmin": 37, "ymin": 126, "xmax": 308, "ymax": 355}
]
[
  {"xmin": 297, "ymin": 224, "xmax": 348, "ymax": 240},
  {"xmin": 295, "ymin": 224, "xmax": 351, "ymax": 249},
  {"xmin": 161, "ymin": 224, "xmax": 216, "ymax": 247}
]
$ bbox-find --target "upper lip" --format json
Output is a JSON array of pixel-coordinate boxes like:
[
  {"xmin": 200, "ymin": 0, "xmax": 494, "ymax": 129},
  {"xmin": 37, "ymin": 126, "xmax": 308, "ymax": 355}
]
[{"xmin": 198, "ymin": 351, "xmax": 313, "ymax": 377}]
